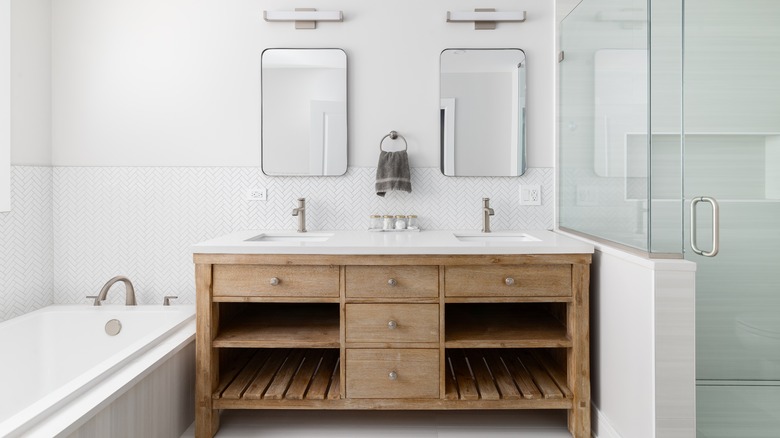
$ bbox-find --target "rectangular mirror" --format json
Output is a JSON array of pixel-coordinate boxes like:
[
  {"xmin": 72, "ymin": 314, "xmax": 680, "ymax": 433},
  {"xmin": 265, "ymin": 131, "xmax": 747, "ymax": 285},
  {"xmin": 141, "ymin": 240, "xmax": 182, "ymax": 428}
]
[
  {"xmin": 440, "ymin": 49, "xmax": 526, "ymax": 176},
  {"xmin": 262, "ymin": 48, "xmax": 347, "ymax": 176}
]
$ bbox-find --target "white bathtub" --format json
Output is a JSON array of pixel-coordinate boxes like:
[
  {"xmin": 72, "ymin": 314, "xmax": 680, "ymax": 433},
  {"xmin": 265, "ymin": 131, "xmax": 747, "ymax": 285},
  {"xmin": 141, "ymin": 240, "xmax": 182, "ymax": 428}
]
[{"xmin": 0, "ymin": 305, "xmax": 196, "ymax": 437}]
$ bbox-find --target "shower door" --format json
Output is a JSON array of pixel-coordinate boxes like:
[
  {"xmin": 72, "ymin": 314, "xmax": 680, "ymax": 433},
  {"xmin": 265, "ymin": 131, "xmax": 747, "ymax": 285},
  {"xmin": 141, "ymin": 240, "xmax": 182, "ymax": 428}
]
[{"xmin": 684, "ymin": 1, "xmax": 780, "ymax": 435}]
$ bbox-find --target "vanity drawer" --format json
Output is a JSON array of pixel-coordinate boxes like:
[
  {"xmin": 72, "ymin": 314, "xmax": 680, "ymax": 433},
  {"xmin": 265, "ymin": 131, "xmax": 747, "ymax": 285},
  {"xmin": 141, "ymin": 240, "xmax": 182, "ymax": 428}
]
[
  {"xmin": 345, "ymin": 266, "xmax": 438, "ymax": 298},
  {"xmin": 445, "ymin": 265, "xmax": 571, "ymax": 298},
  {"xmin": 212, "ymin": 265, "xmax": 339, "ymax": 298},
  {"xmin": 345, "ymin": 304, "xmax": 439, "ymax": 344},
  {"xmin": 346, "ymin": 349, "xmax": 439, "ymax": 399}
]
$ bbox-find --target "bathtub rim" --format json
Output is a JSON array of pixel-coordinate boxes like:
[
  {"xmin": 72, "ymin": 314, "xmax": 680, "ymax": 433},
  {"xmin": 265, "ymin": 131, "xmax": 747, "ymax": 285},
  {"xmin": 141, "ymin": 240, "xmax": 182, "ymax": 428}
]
[{"xmin": 0, "ymin": 304, "xmax": 195, "ymax": 438}]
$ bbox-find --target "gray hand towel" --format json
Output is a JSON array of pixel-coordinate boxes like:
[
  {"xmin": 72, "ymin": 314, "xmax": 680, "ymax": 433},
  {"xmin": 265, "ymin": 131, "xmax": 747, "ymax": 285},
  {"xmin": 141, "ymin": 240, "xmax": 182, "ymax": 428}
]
[{"xmin": 375, "ymin": 150, "xmax": 412, "ymax": 197}]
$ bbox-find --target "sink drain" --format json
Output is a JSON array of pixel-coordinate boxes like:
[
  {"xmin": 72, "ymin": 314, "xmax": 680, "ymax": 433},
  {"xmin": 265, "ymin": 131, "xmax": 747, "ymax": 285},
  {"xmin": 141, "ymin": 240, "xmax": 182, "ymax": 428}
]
[{"xmin": 105, "ymin": 319, "xmax": 122, "ymax": 336}]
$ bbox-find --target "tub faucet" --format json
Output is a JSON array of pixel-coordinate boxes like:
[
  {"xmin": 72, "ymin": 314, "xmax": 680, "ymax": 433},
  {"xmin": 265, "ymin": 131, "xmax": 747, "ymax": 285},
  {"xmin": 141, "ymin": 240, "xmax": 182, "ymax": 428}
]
[
  {"xmin": 292, "ymin": 197, "xmax": 307, "ymax": 233},
  {"xmin": 96, "ymin": 276, "xmax": 137, "ymax": 306},
  {"xmin": 482, "ymin": 198, "xmax": 495, "ymax": 233}
]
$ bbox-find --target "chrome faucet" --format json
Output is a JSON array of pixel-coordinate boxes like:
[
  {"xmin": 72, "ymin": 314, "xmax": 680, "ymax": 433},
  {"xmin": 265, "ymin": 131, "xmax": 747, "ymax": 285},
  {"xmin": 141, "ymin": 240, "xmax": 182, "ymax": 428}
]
[
  {"xmin": 95, "ymin": 276, "xmax": 137, "ymax": 306},
  {"xmin": 482, "ymin": 198, "xmax": 495, "ymax": 233},
  {"xmin": 292, "ymin": 198, "xmax": 307, "ymax": 233}
]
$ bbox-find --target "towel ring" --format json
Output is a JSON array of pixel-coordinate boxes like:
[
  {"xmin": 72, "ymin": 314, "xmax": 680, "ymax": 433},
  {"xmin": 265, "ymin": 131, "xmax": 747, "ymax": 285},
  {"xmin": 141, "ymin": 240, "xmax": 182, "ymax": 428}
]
[{"xmin": 379, "ymin": 131, "xmax": 408, "ymax": 152}]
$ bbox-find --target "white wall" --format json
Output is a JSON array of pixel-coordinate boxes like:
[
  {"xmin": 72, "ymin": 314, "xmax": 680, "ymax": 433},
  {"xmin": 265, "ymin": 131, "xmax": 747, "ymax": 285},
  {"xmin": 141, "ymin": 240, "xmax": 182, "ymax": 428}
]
[
  {"xmin": 0, "ymin": 0, "xmax": 53, "ymax": 322},
  {"xmin": 589, "ymin": 244, "xmax": 696, "ymax": 438},
  {"xmin": 51, "ymin": 0, "xmax": 554, "ymax": 168},
  {"xmin": 1, "ymin": 0, "xmax": 9, "ymax": 212},
  {"xmin": 10, "ymin": 0, "xmax": 51, "ymax": 166}
]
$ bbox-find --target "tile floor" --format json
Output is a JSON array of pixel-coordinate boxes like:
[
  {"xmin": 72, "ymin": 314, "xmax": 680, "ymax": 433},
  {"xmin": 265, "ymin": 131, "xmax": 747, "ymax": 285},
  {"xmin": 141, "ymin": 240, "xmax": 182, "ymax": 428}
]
[{"xmin": 181, "ymin": 410, "xmax": 573, "ymax": 437}]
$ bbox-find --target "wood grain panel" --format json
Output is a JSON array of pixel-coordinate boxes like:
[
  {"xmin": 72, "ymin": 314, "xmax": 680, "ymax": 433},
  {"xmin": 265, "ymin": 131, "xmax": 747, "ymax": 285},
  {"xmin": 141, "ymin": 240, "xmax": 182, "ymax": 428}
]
[
  {"xmin": 195, "ymin": 263, "xmax": 219, "ymax": 437},
  {"xmin": 346, "ymin": 349, "xmax": 439, "ymax": 399},
  {"xmin": 445, "ymin": 304, "xmax": 570, "ymax": 348},
  {"xmin": 213, "ymin": 265, "xmax": 339, "ymax": 298},
  {"xmin": 213, "ymin": 304, "xmax": 339, "ymax": 348},
  {"xmin": 345, "ymin": 304, "xmax": 439, "ymax": 344},
  {"xmin": 345, "ymin": 265, "xmax": 438, "ymax": 298},
  {"xmin": 445, "ymin": 265, "xmax": 571, "ymax": 297}
]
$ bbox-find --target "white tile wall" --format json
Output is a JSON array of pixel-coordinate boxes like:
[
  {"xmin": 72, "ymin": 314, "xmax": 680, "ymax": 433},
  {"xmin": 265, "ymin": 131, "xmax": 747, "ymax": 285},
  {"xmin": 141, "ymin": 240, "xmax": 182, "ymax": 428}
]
[
  {"xmin": 0, "ymin": 166, "xmax": 53, "ymax": 322},
  {"xmin": 52, "ymin": 167, "xmax": 553, "ymax": 305}
]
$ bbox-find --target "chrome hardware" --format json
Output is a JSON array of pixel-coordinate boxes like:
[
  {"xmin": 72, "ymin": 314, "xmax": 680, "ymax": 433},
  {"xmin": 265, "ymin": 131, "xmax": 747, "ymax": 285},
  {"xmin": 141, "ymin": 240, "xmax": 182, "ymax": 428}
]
[
  {"xmin": 86, "ymin": 295, "xmax": 100, "ymax": 306},
  {"xmin": 379, "ymin": 131, "xmax": 408, "ymax": 152},
  {"xmin": 505, "ymin": 277, "xmax": 515, "ymax": 286},
  {"xmin": 163, "ymin": 295, "xmax": 178, "ymax": 306},
  {"xmin": 387, "ymin": 320, "xmax": 398, "ymax": 330},
  {"xmin": 482, "ymin": 198, "xmax": 495, "ymax": 233},
  {"xmin": 105, "ymin": 319, "xmax": 122, "ymax": 336},
  {"xmin": 388, "ymin": 278, "xmax": 397, "ymax": 287},
  {"xmin": 270, "ymin": 277, "xmax": 280, "ymax": 286},
  {"xmin": 96, "ymin": 276, "xmax": 136, "ymax": 306},
  {"xmin": 388, "ymin": 371, "xmax": 398, "ymax": 381},
  {"xmin": 292, "ymin": 198, "xmax": 306, "ymax": 233},
  {"xmin": 690, "ymin": 196, "xmax": 720, "ymax": 257}
]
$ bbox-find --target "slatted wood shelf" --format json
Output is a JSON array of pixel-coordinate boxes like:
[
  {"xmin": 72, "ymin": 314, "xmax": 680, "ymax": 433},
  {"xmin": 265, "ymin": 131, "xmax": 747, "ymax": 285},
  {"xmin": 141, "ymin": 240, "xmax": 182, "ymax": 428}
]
[
  {"xmin": 214, "ymin": 348, "xmax": 341, "ymax": 404},
  {"xmin": 213, "ymin": 304, "xmax": 340, "ymax": 348},
  {"xmin": 445, "ymin": 349, "xmax": 572, "ymax": 402},
  {"xmin": 445, "ymin": 304, "xmax": 570, "ymax": 348}
]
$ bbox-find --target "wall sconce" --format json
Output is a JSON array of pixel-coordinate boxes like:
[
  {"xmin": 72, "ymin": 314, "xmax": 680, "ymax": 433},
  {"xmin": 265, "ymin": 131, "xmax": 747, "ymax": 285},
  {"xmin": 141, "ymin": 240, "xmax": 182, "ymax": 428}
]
[
  {"xmin": 446, "ymin": 9, "xmax": 527, "ymax": 30},
  {"xmin": 263, "ymin": 8, "xmax": 344, "ymax": 29}
]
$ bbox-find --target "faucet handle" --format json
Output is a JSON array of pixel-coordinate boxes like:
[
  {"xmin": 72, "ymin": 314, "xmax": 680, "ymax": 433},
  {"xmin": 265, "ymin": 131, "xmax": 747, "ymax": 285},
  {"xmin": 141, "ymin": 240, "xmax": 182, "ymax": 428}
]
[
  {"xmin": 163, "ymin": 295, "xmax": 178, "ymax": 306},
  {"xmin": 86, "ymin": 295, "xmax": 101, "ymax": 306}
]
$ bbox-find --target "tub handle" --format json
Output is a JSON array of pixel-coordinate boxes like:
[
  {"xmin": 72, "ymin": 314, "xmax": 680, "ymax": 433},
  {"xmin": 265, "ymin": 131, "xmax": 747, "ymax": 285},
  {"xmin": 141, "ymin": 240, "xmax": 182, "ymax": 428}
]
[
  {"xmin": 86, "ymin": 295, "xmax": 101, "ymax": 306},
  {"xmin": 163, "ymin": 295, "xmax": 178, "ymax": 306}
]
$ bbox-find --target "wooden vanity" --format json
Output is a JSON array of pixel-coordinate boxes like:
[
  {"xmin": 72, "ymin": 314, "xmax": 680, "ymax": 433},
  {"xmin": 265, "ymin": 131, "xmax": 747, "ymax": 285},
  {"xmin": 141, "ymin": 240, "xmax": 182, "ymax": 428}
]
[{"xmin": 193, "ymin": 232, "xmax": 592, "ymax": 438}]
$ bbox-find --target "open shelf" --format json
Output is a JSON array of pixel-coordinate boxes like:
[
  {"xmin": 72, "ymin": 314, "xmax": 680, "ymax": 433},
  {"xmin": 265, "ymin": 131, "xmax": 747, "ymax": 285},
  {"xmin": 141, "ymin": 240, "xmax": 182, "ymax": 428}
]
[
  {"xmin": 214, "ymin": 304, "xmax": 340, "ymax": 348},
  {"xmin": 445, "ymin": 304, "xmax": 570, "ymax": 348},
  {"xmin": 445, "ymin": 349, "xmax": 571, "ymax": 401},
  {"xmin": 214, "ymin": 348, "xmax": 340, "ymax": 405}
]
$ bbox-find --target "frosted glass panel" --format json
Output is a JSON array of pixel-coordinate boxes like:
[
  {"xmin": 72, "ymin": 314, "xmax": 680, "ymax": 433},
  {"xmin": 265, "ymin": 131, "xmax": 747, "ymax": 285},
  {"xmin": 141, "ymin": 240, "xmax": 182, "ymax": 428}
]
[
  {"xmin": 698, "ymin": 386, "xmax": 780, "ymax": 437},
  {"xmin": 559, "ymin": 0, "xmax": 683, "ymax": 254},
  {"xmin": 559, "ymin": 0, "xmax": 652, "ymax": 252},
  {"xmin": 685, "ymin": 0, "xmax": 780, "ymax": 433}
]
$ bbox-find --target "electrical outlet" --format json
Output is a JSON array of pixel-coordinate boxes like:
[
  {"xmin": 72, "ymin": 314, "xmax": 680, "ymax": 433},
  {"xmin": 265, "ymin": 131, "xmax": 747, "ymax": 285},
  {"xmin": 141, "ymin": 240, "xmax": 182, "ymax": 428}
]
[
  {"xmin": 519, "ymin": 184, "xmax": 541, "ymax": 206},
  {"xmin": 246, "ymin": 188, "xmax": 267, "ymax": 201}
]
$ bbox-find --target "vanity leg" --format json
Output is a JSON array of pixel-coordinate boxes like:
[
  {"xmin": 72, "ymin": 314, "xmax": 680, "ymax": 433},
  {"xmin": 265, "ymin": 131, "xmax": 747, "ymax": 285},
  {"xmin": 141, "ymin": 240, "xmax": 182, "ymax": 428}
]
[
  {"xmin": 195, "ymin": 264, "xmax": 220, "ymax": 438},
  {"xmin": 568, "ymin": 264, "xmax": 591, "ymax": 438}
]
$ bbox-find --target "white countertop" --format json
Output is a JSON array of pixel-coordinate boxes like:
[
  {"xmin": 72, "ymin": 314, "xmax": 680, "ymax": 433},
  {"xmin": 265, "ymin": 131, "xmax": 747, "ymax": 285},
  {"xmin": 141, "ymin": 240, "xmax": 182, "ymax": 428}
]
[{"xmin": 191, "ymin": 230, "xmax": 594, "ymax": 255}]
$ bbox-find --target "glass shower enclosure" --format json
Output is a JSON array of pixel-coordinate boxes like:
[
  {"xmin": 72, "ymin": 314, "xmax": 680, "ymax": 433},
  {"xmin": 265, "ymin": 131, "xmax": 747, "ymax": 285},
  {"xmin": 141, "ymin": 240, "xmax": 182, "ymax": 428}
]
[{"xmin": 559, "ymin": 0, "xmax": 780, "ymax": 435}]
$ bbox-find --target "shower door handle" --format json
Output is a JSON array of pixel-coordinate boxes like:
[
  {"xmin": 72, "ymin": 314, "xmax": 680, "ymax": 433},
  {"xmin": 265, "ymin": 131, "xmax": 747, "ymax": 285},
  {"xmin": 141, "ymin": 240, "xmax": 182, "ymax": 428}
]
[{"xmin": 690, "ymin": 196, "xmax": 720, "ymax": 257}]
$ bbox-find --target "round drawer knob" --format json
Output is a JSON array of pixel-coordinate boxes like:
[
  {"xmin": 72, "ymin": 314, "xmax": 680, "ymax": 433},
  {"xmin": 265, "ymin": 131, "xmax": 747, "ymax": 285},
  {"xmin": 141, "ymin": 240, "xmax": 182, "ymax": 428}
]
[
  {"xmin": 387, "ymin": 320, "xmax": 398, "ymax": 330},
  {"xmin": 388, "ymin": 371, "xmax": 398, "ymax": 381},
  {"xmin": 270, "ymin": 277, "xmax": 280, "ymax": 286},
  {"xmin": 387, "ymin": 278, "xmax": 397, "ymax": 287},
  {"xmin": 505, "ymin": 277, "xmax": 515, "ymax": 286}
]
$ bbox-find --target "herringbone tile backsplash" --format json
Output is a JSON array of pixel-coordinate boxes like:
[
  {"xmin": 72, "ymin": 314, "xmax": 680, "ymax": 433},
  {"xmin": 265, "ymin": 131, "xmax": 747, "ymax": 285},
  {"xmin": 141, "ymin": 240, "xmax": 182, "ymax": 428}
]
[
  {"xmin": 2, "ymin": 166, "xmax": 552, "ymax": 317},
  {"xmin": 0, "ymin": 167, "xmax": 53, "ymax": 322}
]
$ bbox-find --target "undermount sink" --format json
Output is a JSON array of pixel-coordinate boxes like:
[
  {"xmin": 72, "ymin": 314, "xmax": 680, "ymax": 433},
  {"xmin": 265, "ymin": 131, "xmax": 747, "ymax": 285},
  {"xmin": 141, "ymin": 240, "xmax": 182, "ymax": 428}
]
[
  {"xmin": 453, "ymin": 232, "xmax": 541, "ymax": 243},
  {"xmin": 245, "ymin": 232, "xmax": 333, "ymax": 243}
]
